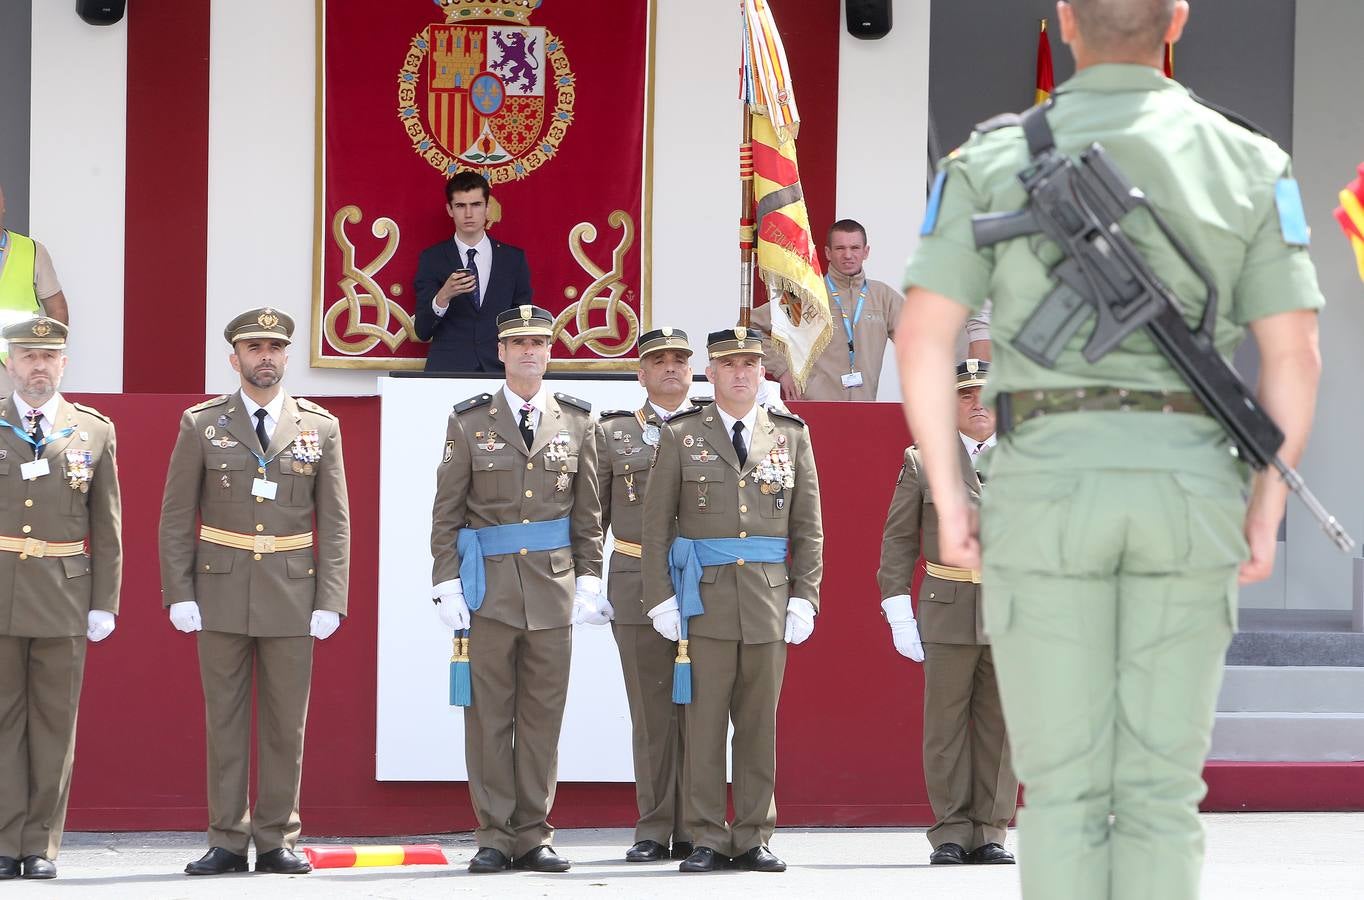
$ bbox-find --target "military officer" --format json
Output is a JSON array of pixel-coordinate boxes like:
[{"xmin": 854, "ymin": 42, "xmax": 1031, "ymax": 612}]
[
  {"xmin": 877, "ymin": 360, "xmax": 1017, "ymax": 866},
  {"xmin": 430, "ymin": 304, "xmax": 605, "ymax": 874},
  {"xmin": 0, "ymin": 317, "xmax": 120, "ymax": 881},
  {"xmin": 897, "ymin": 2, "xmax": 1325, "ymax": 898},
  {"xmin": 594, "ymin": 327, "xmax": 695, "ymax": 863},
  {"xmin": 641, "ymin": 326, "xmax": 823, "ymax": 873},
  {"xmin": 159, "ymin": 308, "xmax": 350, "ymax": 877}
]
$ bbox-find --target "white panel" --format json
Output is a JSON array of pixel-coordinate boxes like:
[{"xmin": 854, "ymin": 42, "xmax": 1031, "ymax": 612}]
[
  {"xmin": 206, "ymin": 0, "xmax": 375, "ymax": 397},
  {"xmin": 377, "ymin": 376, "xmax": 646, "ymax": 781},
  {"xmin": 28, "ymin": 4, "xmax": 127, "ymax": 392},
  {"xmin": 835, "ymin": 0, "xmax": 931, "ymax": 402}
]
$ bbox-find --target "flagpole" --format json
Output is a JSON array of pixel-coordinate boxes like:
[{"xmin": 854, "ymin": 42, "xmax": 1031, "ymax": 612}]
[{"xmin": 738, "ymin": 107, "xmax": 755, "ymax": 327}]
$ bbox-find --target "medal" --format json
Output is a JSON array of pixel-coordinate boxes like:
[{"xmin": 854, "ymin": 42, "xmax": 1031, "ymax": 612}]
[
  {"xmin": 220, "ymin": 473, "xmax": 231, "ymax": 489},
  {"xmin": 204, "ymin": 426, "xmax": 216, "ymax": 439},
  {"xmin": 643, "ymin": 424, "xmax": 661, "ymax": 446},
  {"xmin": 293, "ymin": 460, "xmax": 305, "ymax": 474},
  {"xmin": 556, "ymin": 472, "xmax": 571, "ymax": 492},
  {"xmin": 683, "ymin": 435, "xmax": 695, "ymax": 448},
  {"xmin": 625, "ymin": 473, "xmax": 638, "ymax": 503},
  {"xmin": 697, "ymin": 485, "xmax": 708, "ymax": 510},
  {"xmin": 304, "ymin": 463, "xmax": 314, "ymax": 475}
]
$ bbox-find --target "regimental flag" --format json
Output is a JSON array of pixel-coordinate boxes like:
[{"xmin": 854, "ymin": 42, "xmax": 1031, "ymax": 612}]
[
  {"xmin": 1035, "ymin": 19, "xmax": 1055, "ymax": 105},
  {"xmin": 1334, "ymin": 163, "xmax": 1364, "ymax": 282},
  {"xmin": 741, "ymin": 0, "xmax": 832, "ymax": 390}
]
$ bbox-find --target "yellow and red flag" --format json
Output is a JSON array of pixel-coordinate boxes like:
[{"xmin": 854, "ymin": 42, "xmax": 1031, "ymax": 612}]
[
  {"xmin": 1035, "ymin": 19, "xmax": 1055, "ymax": 105},
  {"xmin": 741, "ymin": 0, "xmax": 831, "ymax": 390},
  {"xmin": 1334, "ymin": 163, "xmax": 1364, "ymax": 282}
]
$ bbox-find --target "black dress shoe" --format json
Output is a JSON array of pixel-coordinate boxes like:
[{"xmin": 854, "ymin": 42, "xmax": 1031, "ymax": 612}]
[
  {"xmin": 467, "ymin": 847, "xmax": 510, "ymax": 873},
  {"xmin": 186, "ymin": 848, "xmax": 249, "ymax": 876},
  {"xmin": 254, "ymin": 848, "xmax": 312, "ymax": 874},
  {"xmin": 929, "ymin": 842, "xmax": 969, "ymax": 865},
  {"xmin": 678, "ymin": 846, "xmax": 727, "ymax": 872},
  {"xmin": 731, "ymin": 845, "xmax": 786, "ymax": 873},
  {"xmin": 20, "ymin": 855, "xmax": 57, "ymax": 879},
  {"xmin": 0, "ymin": 856, "xmax": 18, "ymax": 879},
  {"xmin": 969, "ymin": 842, "xmax": 1016, "ymax": 865},
  {"xmin": 670, "ymin": 840, "xmax": 695, "ymax": 861},
  {"xmin": 625, "ymin": 840, "xmax": 667, "ymax": 862},
  {"xmin": 512, "ymin": 845, "xmax": 571, "ymax": 872}
]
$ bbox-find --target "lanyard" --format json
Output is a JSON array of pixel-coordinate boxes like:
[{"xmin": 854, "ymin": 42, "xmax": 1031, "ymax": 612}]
[
  {"xmin": 0, "ymin": 417, "xmax": 75, "ymax": 459},
  {"xmin": 825, "ymin": 274, "xmax": 867, "ymax": 370}
]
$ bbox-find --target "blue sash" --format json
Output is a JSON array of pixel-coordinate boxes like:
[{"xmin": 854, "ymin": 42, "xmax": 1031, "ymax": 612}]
[
  {"xmin": 456, "ymin": 516, "xmax": 572, "ymax": 611},
  {"xmin": 668, "ymin": 535, "xmax": 789, "ymax": 628}
]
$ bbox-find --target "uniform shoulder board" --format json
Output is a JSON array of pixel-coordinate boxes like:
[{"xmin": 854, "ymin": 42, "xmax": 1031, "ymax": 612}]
[
  {"xmin": 597, "ymin": 409, "xmax": 633, "ymax": 420},
  {"xmin": 70, "ymin": 401, "xmax": 113, "ymax": 424},
  {"xmin": 187, "ymin": 394, "xmax": 229, "ymax": 413},
  {"xmin": 296, "ymin": 397, "xmax": 336, "ymax": 419},
  {"xmin": 554, "ymin": 392, "xmax": 592, "ymax": 414},
  {"xmin": 688, "ymin": 395, "xmax": 713, "ymax": 405},
  {"xmin": 453, "ymin": 393, "xmax": 493, "ymax": 415},
  {"xmin": 667, "ymin": 406, "xmax": 703, "ymax": 422},
  {"xmin": 766, "ymin": 406, "xmax": 806, "ymax": 427},
  {"xmin": 974, "ymin": 112, "xmax": 1022, "ymax": 134},
  {"xmin": 1188, "ymin": 91, "xmax": 1273, "ymax": 140}
]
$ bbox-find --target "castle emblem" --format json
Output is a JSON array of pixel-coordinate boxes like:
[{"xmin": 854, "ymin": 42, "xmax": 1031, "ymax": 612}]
[{"xmin": 398, "ymin": 0, "xmax": 575, "ymax": 183}]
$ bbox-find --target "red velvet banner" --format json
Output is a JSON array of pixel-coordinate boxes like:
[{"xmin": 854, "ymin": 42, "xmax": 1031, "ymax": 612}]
[{"xmin": 314, "ymin": 0, "xmax": 653, "ymax": 370}]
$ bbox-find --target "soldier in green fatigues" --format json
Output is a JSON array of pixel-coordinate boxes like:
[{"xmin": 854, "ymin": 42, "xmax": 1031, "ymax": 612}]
[
  {"xmin": 594, "ymin": 328, "xmax": 695, "ymax": 863},
  {"xmin": 896, "ymin": 2, "xmax": 1325, "ymax": 899}
]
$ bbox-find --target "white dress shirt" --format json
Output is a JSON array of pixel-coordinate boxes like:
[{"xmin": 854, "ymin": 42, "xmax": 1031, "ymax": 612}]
[
  {"xmin": 12, "ymin": 392, "xmax": 61, "ymax": 441},
  {"xmin": 504, "ymin": 383, "xmax": 549, "ymax": 433},
  {"xmin": 434, "ymin": 232, "xmax": 493, "ymax": 315},
  {"xmin": 960, "ymin": 431, "xmax": 997, "ymax": 464},
  {"xmin": 716, "ymin": 403, "xmax": 760, "ymax": 456},
  {"xmin": 649, "ymin": 400, "xmax": 688, "ymax": 422},
  {"xmin": 241, "ymin": 391, "xmax": 286, "ymax": 443}
]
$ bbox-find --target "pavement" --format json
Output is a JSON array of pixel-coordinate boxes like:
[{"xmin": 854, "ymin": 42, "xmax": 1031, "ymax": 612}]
[{"xmin": 4, "ymin": 814, "xmax": 1361, "ymax": 898}]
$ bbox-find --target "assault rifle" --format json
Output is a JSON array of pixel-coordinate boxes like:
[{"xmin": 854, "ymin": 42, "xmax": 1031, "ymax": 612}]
[{"xmin": 971, "ymin": 104, "xmax": 1353, "ymax": 553}]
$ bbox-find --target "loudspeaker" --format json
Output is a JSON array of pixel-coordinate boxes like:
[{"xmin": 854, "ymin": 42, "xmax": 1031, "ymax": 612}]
[
  {"xmin": 76, "ymin": 0, "xmax": 126, "ymax": 26},
  {"xmin": 846, "ymin": 0, "xmax": 892, "ymax": 40}
]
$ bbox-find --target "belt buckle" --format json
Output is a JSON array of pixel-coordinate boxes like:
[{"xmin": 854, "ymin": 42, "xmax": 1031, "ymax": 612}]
[
  {"xmin": 970, "ymin": 570, "xmax": 982, "ymax": 584},
  {"xmin": 23, "ymin": 537, "xmax": 47, "ymax": 558},
  {"xmin": 253, "ymin": 534, "xmax": 276, "ymax": 554}
]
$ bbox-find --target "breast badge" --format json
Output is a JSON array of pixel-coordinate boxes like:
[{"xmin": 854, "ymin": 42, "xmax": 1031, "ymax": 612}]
[
  {"xmin": 545, "ymin": 431, "xmax": 572, "ymax": 463},
  {"xmin": 290, "ymin": 429, "xmax": 323, "ymax": 474}
]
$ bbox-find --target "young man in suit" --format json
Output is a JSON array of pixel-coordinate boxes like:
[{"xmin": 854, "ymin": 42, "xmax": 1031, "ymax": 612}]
[{"xmin": 413, "ymin": 171, "xmax": 533, "ymax": 373}]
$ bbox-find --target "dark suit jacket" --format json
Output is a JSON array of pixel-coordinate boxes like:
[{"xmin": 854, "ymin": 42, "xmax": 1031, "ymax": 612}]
[{"xmin": 413, "ymin": 236, "xmax": 532, "ymax": 373}]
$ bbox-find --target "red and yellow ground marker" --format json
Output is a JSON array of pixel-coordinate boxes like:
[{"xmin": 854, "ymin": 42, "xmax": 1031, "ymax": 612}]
[{"xmin": 301, "ymin": 844, "xmax": 449, "ymax": 869}]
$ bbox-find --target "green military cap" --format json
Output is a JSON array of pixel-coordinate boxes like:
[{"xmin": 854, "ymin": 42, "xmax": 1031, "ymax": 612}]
[
  {"xmin": 496, "ymin": 304, "xmax": 554, "ymax": 339},
  {"xmin": 706, "ymin": 325, "xmax": 765, "ymax": 359},
  {"xmin": 956, "ymin": 358, "xmax": 989, "ymax": 390},
  {"xmin": 639, "ymin": 326, "xmax": 693, "ymax": 358},
  {"xmin": 3, "ymin": 316, "xmax": 68, "ymax": 350},
  {"xmin": 224, "ymin": 307, "xmax": 294, "ymax": 345}
]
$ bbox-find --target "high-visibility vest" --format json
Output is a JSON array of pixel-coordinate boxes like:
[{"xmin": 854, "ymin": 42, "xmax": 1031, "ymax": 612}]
[{"xmin": 0, "ymin": 231, "xmax": 43, "ymax": 317}]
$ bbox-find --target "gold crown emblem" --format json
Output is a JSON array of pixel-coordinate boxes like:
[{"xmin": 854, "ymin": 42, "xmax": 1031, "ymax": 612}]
[
  {"xmin": 258, "ymin": 310, "xmax": 280, "ymax": 330},
  {"xmin": 437, "ymin": 0, "xmax": 540, "ymax": 26},
  {"xmin": 32, "ymin": 320, "xmax": 51, "ymax": 337}
]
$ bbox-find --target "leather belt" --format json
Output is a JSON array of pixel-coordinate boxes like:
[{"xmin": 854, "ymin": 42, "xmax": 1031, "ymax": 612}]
[
  {"xmin": 613, "ymin": 538, "xmax": 643, "ymax": 559},
  {"xmin": 199, "ymin": 525, "xmax": 314, "ymax": 554},
  {"xmin": 997, "ymin": 387, "xmax": 1206, "ymax": 435},
  {"xmin": 0, "ymin": 535, "xmax": 86, "ymax": 559},
  {"xmin": 925, "ymin": 561, "xmax": 981, "ymax": 584}
]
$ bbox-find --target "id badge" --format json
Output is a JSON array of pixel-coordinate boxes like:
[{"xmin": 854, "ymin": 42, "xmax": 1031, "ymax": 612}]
[
  {"xmin": 841, "ymin": 371, "xmax": 865, "ymax": 388},
  {"xmin": 251, "ymin": 478, "xmax": 278, "ymax": 500},
  {"xmin": 20, "ymin": 458, "xmax": 51, "ymax": 480}
]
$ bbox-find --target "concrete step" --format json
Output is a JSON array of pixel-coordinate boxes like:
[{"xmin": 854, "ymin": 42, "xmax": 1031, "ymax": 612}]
[
  {"xmin": 1217, "ymin": 665, "xmax": 1364, "ymax": 714},
  {"xmin": 1209, "ymin": 711, "xmax": 1364, "ymax": 762}
]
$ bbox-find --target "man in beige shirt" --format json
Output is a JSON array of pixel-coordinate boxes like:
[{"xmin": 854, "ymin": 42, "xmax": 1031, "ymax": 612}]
[
  {"xmin": 752, "ymin": 219, "xmax": 987, "ymax": 400},
  {"xmin": 0, "ymin": 184, "xmax": 69, "ymax": 328}
]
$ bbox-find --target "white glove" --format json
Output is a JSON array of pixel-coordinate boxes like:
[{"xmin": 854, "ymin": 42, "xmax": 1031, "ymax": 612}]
[
  {"xmin": 784, "ymin": 597, "xmax": 816, "ymax": 645},
  {"xmin": 87, "ymin": 610, "xmax": 116, "ymax": 642},
  {"xmin": 310, "ymin": 610, "xmax": 341, "ymax": 640},
  {"xmin": 573, "ymin": 575, "xmax": 611, "ymax": 625},
  {"xmin": 647, "ymin": 596, "xmax": 681, "ymax": 641},
  {"xmin": 433, "ymin": 579, "xmax": 470, "ymax": 630},
  {"xmin": 169, "ymin": 600, "xmax": 203, "ymax": 633},
  {"xmin": 881, "ymin": 594, "xmax": 924, "ymax": 662}
]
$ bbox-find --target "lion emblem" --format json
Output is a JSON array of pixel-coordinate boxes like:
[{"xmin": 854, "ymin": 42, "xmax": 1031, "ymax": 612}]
[{"xmin": 490, "ymin": 31, "xmax": 540, "ymax": 92}]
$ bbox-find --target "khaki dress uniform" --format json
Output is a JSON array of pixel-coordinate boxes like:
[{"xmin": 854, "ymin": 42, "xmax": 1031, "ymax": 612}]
[
  {"xmin": 160, "ymin": 314, "xmax": 350, "ymax": 858},
  {"xmin": 432, "ymin": 373, "xmax": 603, "ymax": 859},
  {"xmin": 878, "ymin": 441, "xmax": 1017, "ymax": 854},
  {"xmin": 904, "ymin": 64, "xmax": 1326, "ymax": 900},
  {"xmin": 0, "ymin": 322, "xmax": 120, "ymax": 864},
  {"xmin": 641, "ymin": 369, "xmax": 823, "ymax": 857},
  {"xmin": 595, "ymin": 401, "xmax": 690, "ymax": 851}
]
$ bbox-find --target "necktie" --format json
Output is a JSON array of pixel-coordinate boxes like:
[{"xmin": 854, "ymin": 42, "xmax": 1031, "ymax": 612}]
[
  {"xmin": 732, "ymin": 421, "xmax": 747, "ymax": 467},
  {"xmin": 466, "ymin": 247, "xmax": 481, "ymax": 308},
  {"xmin": 974, "ymin": 441, "xmax": 986, "ymax": 455},
  {"xmin": 25, "ymin": 410, "xmax": 44, "ymax": 458},
  {"xmin": 518, "ymin": 403, "xmax": 535, "ymax": 450},
  {"xmin": 255, "ymin": 408, "xmax": 270, "ymax": 453}
]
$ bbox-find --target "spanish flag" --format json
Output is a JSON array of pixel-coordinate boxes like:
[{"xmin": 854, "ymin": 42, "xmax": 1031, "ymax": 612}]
[
  {"xmin": 1035, "ymin": 19, "xmax": 1055, "ymax": 105},
  {"xmin": 1335, "ymin": 163, "xmax": 1364, "ymax": 282},
  {"xmin": 741, "ymin": 0, "xmax": 832, "ymax": 390}
]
